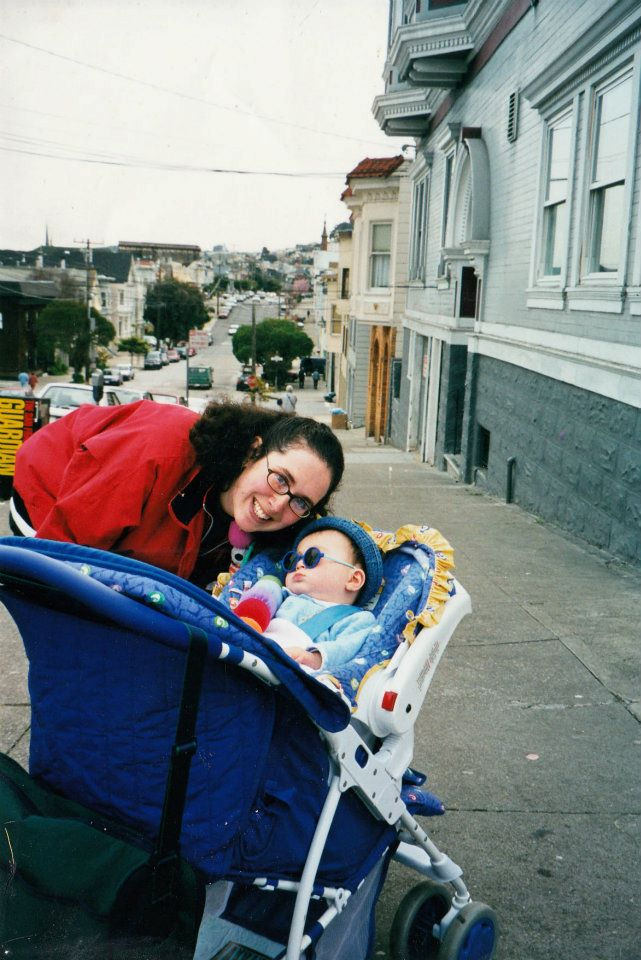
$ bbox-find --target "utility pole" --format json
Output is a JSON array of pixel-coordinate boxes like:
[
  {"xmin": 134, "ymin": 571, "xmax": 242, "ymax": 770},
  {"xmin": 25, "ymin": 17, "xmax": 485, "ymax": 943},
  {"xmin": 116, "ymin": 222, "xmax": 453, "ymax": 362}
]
[
  {"xmin": 251, "ymin": 296, "xmax": 257, "ymax": 406},
  {"xmin": 74, "ymin": 237, "xmax": 101, "ymax": 379}
]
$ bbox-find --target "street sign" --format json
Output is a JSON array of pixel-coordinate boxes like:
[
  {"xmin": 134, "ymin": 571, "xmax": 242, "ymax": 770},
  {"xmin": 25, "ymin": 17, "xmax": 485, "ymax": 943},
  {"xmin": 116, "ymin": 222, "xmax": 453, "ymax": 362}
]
[{"xmin": 189, "ymin": 329, "xmax": 209, "ymax": 350}]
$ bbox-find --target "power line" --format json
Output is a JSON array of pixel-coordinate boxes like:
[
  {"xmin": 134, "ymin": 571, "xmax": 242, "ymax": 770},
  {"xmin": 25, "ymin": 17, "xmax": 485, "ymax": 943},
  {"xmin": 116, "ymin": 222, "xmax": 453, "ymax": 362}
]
[
  {"xmin": 0, "ymin": 31, "xmax": 392, "ymax": 150},
  {"xmin": 0, "ymin": 140, "xmax": 347, "ymax": 177}
]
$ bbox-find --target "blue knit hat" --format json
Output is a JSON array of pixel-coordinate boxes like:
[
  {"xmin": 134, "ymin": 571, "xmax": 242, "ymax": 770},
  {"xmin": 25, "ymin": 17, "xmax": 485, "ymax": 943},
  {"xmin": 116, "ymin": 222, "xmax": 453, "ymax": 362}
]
[{"xmin": 293, "ymin": 517, "xmax": 383, "ymax": 605}]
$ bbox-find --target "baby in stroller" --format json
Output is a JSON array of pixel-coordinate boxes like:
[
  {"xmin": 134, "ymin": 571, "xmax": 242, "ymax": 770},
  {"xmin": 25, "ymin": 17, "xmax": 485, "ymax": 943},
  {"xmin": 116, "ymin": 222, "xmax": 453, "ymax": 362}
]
[
  {"xmin": 0, "ymin": 519, "xmax": 499, "ymax": 960},
  {"xmin": 231, "ymin": 517, "xmax": 383, "ymax": 673}
]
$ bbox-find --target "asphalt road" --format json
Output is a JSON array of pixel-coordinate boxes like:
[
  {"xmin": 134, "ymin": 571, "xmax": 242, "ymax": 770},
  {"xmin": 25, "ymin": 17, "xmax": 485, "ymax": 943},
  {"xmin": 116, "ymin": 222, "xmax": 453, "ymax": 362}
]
[{"xmin": 131, "ymin": 302, "xmax": 275, "ymax": 402}]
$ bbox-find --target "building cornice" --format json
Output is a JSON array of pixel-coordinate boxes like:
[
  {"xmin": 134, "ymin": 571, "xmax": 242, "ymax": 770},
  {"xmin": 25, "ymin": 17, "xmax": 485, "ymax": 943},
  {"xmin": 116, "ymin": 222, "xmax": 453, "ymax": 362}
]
[
  {"xmin": 523, "ymin": 0, "xmax": 641, "ymax": 108},
  {"xmin": 372, "ymin": 86, "xmax": 437, "ymax": 136}
]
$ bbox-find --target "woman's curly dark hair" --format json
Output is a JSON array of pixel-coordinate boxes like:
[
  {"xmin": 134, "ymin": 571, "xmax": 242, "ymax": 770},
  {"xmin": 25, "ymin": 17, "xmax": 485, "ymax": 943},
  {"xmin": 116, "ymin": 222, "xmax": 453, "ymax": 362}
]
[{"xmin": 189, "ymin": 400, "xmax": 344, "ymax": 520}]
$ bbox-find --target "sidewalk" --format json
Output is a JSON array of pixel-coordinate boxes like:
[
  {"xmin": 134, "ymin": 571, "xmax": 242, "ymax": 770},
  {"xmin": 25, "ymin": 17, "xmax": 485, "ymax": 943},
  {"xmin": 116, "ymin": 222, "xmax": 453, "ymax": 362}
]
[{"xmin": 0, "ymin": 405, "xmax": 639, "ymax": 959}]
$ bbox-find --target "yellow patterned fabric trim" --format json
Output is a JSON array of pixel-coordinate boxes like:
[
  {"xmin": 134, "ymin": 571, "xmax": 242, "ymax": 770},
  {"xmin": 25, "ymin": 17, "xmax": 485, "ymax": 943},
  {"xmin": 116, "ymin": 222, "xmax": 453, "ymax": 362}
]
[{"xmin": 357, "ymin": 521, "xmax": 455, "ymax": 643}]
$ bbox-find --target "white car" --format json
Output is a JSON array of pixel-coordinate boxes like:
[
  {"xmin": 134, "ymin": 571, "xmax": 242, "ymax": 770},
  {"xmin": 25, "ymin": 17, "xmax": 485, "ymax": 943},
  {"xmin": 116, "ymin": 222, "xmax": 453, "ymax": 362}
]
[
  {"xmin": 36, "ymin": 383, "xmax": 150, "ymax": 421},
  {"xmin": 117, "ymin": 362, "xmax": 135, "ymax": 381}
]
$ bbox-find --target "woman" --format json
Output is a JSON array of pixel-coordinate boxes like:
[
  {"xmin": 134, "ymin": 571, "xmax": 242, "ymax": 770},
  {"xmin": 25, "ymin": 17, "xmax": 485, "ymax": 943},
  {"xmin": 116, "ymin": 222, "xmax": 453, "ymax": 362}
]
[
  {"xmin": 281, "ymin": 384, "xmax": 297, "ymax": 414},
  {"xmin": 10, "ymin": 398, "xmax": 344, "ymax": 586}
]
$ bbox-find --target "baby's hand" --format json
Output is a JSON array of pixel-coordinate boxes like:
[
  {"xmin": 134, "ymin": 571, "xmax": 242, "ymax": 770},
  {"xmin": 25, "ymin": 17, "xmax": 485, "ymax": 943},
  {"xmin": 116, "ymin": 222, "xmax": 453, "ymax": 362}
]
[{"xmin": 288, "ymin": 647, "xmax": 322, "ymax": 670}]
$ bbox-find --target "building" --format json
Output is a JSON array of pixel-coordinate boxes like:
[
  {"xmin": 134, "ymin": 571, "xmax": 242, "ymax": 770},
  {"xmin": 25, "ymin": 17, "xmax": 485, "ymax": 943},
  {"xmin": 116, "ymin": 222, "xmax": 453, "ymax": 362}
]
[
  {"xmin": 0, "ymin": 280, "xmax": 57, "ymax": 378},
  {"xmin": 118, "ymin": 241, "xmax": 201, "ymax": 266},
  {"xmin": 334, "ymin": 222, "xmax": 354, "ymax": 409},
  {"xmin": 373, "ymin": 0, "xmax": 641, "ymax": 564},
  {"xmin": 341, "ymin": 156, "xmax": 411, "ymax": 438}
]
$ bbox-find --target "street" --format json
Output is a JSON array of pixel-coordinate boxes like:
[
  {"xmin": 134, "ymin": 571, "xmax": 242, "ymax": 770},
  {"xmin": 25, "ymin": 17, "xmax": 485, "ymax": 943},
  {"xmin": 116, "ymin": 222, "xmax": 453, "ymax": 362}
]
[{"xmin": 131, "ymin": 301, "xmax": 277, "ymax": 402}]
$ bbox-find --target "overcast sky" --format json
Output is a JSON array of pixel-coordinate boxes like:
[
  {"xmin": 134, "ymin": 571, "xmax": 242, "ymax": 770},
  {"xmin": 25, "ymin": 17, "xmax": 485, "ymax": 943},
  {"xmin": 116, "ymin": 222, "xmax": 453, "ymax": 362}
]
[{"xmin": 0, "ymin": 0, "xmax": 405, "ymax": 253}]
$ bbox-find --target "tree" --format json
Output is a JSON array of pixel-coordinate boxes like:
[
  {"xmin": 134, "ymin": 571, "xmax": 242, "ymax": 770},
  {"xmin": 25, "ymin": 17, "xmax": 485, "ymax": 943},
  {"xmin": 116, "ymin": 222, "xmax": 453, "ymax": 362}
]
[
  {"xmin": 35, "ymin": 300, "xmax": 115, "ymax": 379},
  {"xmin": 118, "ymin": 337, "xmax": 148, "ymax": 360},
  {"xmin": 144, "ymin": 279, "xmax": 208, "ymax": 343},
  {"xmin": 232, "ymin": 319, "xmax": 313, "ymax": 388}
]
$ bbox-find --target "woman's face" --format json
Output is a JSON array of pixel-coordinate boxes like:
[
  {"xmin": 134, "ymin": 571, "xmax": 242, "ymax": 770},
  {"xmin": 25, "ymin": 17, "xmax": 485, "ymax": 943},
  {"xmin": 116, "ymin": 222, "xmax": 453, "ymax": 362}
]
[{"xmin": 220, "ymin": 443, "xmax": 332, "ymax": 533}]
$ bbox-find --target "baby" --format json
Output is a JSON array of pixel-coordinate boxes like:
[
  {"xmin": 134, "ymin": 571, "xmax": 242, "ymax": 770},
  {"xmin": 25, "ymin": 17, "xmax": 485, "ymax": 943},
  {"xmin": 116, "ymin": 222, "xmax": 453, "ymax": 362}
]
[{"xmin": 266, "ymin": 517, "xmax": 383, "ymax": 672}]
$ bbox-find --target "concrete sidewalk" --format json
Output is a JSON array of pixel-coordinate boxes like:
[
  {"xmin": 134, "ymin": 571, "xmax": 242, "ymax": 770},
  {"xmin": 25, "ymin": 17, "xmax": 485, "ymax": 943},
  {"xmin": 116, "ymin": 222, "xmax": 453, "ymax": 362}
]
[{"xmin": 0, "ymin": 404, "xmax": 639, "ymax": 958}]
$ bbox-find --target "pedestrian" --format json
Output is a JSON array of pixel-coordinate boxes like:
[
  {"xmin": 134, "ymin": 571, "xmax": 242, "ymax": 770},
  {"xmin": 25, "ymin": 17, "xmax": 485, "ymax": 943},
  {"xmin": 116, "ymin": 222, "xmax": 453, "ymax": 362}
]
[
  {"xmin": 18, "ymin": 372, "xmax": 30, "ymax": 395},
  {"xmin": 90, "ymin": 367, "xmax": 104, "ymax": 404},
  {"xmin": 311, "ymin": 369, "xmax": 320, "ymax": 390},
  {"xmin": 298, "ymin": 368, "xmax": 305, "ymax": 389},
  {"xmin": 28, "ymin": 371, "xmax": 38, "ymax": 393},
  {"xmin": 282, "ymin": 384, "xmax": 297, "ymax": 414},
  {"xmin": 10, "ymin": 400, "xmax": 345, "ymax": 587}
]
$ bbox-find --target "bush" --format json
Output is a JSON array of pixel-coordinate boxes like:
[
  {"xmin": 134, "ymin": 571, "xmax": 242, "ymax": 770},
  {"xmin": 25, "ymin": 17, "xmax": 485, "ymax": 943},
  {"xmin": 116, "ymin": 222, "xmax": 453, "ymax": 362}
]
[{"xmin": 47, "ymin": 360, "xmax": 68, "ymax": 375}]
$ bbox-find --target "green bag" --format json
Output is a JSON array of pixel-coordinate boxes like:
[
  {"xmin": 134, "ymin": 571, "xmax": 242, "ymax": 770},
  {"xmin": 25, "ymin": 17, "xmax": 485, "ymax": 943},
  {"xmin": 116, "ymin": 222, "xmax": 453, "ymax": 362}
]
[
  {"xmin": 0, "ymin": 625, "xmax": 210, "ymax": 959},
  {"xmin": 0, "ymin": 752, "xmax": 205, "ymax": 958}
]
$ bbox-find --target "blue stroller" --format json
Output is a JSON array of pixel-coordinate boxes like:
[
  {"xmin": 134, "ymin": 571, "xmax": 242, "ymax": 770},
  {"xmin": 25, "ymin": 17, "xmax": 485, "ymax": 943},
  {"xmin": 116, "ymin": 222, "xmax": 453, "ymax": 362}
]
[{"xmin": 0, "ymin": 525, "xmax": 498, "ymax": 960}]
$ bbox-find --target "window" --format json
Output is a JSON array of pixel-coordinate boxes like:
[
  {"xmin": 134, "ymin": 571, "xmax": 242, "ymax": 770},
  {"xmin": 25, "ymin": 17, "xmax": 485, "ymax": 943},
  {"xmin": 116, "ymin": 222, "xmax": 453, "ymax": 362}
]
[
  {"xmin": 540, "ymin": 111, "xmax": 572, "ymax": 278},
  {"xmin": 119, "ymin": 290, "xmax": 125, "ymax": 305},
  {"xmin": 100, "ymin": 292, "xmax": 107, "ymax": 307},
  {"xmin": 369, "ymin": 223, "xmax": 392, "ymax": 288},
  {"xmin": 410, "ymin": 177, "xmax": 428, "ymax": 280},
  {"xmin": 585, "ymin": 71, "xmax": 632, "ymax": 275},
  {"xmin": 340, "ymin": 267, "xmax": 350, "ymax": 299}
]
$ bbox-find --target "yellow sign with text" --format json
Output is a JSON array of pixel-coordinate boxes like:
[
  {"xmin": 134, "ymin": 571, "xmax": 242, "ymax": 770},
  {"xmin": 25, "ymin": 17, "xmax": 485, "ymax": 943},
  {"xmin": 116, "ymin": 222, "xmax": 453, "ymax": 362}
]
[{"xmin": 0, "ymin": 396, "xmax": 36, "ymax": 477}]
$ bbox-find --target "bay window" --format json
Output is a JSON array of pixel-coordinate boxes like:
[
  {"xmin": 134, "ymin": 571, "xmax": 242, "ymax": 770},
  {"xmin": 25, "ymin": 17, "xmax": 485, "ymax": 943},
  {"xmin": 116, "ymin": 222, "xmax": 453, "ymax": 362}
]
[
  {"xmin": 541, "ymin": 111, "xmax": 572, "ymax": 277},
  {"xmin": 585, "ymin": 71, "xmax": 632, "ymax": 275}
]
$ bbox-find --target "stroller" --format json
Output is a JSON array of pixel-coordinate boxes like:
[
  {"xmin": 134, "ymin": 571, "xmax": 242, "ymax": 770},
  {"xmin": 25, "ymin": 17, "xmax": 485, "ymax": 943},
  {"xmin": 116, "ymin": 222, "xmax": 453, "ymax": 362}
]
[{"xmin": 0, "ymin": 524, "xmax": 498, "ymax": 960}]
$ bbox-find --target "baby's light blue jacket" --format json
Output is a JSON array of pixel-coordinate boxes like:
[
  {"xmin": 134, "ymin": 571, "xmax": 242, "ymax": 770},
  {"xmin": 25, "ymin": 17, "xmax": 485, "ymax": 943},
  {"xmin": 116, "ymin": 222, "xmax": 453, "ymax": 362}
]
[{"xmin": 277, "ymin": 591, "xmax": 377, "ymax": 673}]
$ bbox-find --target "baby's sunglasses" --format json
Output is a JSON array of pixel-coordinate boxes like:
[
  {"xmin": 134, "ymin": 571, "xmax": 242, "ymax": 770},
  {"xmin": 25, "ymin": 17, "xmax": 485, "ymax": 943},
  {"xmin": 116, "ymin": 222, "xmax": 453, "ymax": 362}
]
[{"xmin": 281, "ymin": 546, "xmax": 356, "ymax": 572}]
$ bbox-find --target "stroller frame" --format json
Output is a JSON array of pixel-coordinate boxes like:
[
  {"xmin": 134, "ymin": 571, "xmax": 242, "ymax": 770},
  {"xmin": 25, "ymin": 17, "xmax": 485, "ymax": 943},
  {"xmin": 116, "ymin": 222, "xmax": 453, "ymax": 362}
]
[{"xmin": 224, "ymin": 579, "xmax": 493, "ymax": 960}]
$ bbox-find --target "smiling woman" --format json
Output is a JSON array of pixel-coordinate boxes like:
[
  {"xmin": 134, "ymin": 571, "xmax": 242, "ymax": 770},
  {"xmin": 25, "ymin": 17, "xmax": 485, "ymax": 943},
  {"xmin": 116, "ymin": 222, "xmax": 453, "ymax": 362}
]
[{"xmin": 10, "ymin": 398, "xmax": 344, "ymax": 588}]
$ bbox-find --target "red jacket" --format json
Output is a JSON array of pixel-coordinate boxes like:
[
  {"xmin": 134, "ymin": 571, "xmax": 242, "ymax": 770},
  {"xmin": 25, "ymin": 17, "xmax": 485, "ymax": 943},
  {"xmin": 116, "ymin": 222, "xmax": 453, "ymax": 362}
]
[{"xmin": 13, "ymin": 400, "xmax": 208, "ymax": 578}]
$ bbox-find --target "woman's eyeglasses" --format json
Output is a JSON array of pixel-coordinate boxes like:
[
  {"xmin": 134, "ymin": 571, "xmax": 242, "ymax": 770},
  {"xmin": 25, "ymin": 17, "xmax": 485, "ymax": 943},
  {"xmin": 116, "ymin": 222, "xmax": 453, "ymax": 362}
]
[
  {"xmin": 265, "ymin": 456, "xmax": 312, "ymax": 518},
  {"xmin": 281, "ymin": 546, "xmax": 356, "ymax": 572}
]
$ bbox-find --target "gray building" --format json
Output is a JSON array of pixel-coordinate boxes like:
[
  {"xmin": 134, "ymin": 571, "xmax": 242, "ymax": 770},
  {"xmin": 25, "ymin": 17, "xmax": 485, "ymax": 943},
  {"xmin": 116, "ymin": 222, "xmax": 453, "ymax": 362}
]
[{"xmin": 373, "ymin": 0, "xmax": 641, "ymax": 565}]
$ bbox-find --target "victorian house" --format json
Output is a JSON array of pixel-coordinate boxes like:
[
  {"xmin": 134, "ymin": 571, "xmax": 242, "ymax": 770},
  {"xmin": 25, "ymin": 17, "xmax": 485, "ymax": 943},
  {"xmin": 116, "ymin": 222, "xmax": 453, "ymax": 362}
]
[
  {"xmin": 373, "ymin": 0, "xmax": 641, "ymax": 564},
  {"xmin": 341, "ymin": 156, "xmax": 411, "ymax": 439}
]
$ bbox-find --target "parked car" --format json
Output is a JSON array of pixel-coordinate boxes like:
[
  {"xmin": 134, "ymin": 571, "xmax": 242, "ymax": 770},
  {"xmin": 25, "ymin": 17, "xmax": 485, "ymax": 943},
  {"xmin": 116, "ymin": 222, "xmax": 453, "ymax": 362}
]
[
  {"xmin": 236, "ymin": 371, "xmax": 252, "ymax": 392},
  {"xmin": 116, "ymin": 362, "xmax": 135, "ymax": 381},
  {"xmin": 103, "ymin": 368, "xmax": 123, "ymax": 385},
  {"xmin": 159, "ymin": 349, "xmax": 169, "ymax": 365},
  {"xmin": 167, "ymin": 349, "xmax": 180, "ymax": 362},
  {"xmin": 35, "ymin": 383, "xmax": 134, "ymax": 420},
  {"xmin": 176, "ymin": 345, "xmax": 187, "ymax": 359},
  {"xmin": 228, "ymin": 325, "xmax": 239, "ymax": 336},
  {"xmin": 110, "ymin": 387, "xmax": 151, "ymax": 405},
  {"xmin": 188, "ymin": 365, "xmax": 213, "ymax": 389},
  {"xmin": 144, "ymin": 351, "xmax": 163, "ymax": 370}
]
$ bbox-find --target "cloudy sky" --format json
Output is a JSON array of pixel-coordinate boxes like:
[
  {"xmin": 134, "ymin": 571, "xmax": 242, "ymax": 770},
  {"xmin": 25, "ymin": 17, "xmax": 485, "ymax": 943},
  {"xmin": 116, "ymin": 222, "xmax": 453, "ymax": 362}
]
[{"xmin": 0, "ymin": 0, "xmax": 405, "ymax": 253}]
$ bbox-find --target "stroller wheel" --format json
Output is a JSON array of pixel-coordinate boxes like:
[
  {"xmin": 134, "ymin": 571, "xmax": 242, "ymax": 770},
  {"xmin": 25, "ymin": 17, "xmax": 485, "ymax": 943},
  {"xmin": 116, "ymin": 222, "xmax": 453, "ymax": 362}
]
[
  {"xmin": 437, "ymin": 902, "xmax": 499, "ymax": 960},
  {"xmin": 390, "ymin": 879, "xmax": 452, "ymax": 960}
]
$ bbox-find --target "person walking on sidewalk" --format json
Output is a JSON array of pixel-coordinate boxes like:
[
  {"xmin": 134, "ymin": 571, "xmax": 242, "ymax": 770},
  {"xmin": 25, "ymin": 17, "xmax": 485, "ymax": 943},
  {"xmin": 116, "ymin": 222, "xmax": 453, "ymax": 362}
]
[
  {"xmin": 311, "ymin": 370, "xmax": 320, "ymax": 390},
  {"xmin": 282, "ymin": 385, "xmax": 297, "ymax": 414},
  {"xmin": 298, "ymin": 368, "xmax": 305, "ymax": 389}
]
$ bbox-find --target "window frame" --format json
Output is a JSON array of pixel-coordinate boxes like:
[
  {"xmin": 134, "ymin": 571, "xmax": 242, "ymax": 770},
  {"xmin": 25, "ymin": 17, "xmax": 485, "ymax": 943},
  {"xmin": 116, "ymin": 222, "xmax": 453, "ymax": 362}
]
[
  {"xmin": 409, "ymin": 173, "xmax": 429, "ymax": 281},
  {"xmin": 536, "ymin": 105, "xmax": 575, "ymax": 288},
  {"xmin": 368, "ymin": 221, "xmax": 393, "ymax": 291},
  {"xmin": 580, "ymin": 66, "xmax": 635, "ymax": 285}
]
